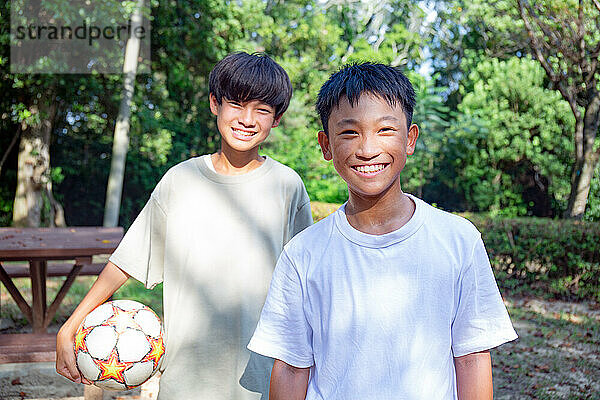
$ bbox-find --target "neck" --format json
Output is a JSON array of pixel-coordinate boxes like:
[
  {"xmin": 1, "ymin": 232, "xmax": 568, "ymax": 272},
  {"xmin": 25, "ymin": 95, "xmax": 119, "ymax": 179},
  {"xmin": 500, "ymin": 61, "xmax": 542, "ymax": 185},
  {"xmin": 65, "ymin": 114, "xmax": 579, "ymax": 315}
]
[
  {"xmin": 211, "ymin": 144, "xmax": 264, "ymax": 175},
  {"xmin": 345, "ymin": 180, "xmax": 415, "ymax": 235}
]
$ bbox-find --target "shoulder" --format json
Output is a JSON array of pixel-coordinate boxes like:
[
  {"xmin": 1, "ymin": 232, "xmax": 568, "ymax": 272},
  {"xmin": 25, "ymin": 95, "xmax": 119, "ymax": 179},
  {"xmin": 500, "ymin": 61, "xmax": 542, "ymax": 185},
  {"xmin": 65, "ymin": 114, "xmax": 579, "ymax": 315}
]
[
  {"xmin": 164, "ymin": 157, "xmax": 202, "ymax": 178},
  {"xmin": 411, "ymin": 196, "xmax": 486, "ymax": 273},
  {"xmin": 151, "ymin": 157, "xmax": 203, "ymax": 202},
  {"xmin": 266, "ymin": 157, "xmax": 306, "ymax": 187},
  {"xmin": 266, "ymin": 157, "xmax": 310, "ymax": 208},
  {"xmin": 412, "ymin": 196, "xmax": 481, "ymax": 244},
  {"xmin": 283, "ymin": 209, "xmax": 338, "ymax": 260}
]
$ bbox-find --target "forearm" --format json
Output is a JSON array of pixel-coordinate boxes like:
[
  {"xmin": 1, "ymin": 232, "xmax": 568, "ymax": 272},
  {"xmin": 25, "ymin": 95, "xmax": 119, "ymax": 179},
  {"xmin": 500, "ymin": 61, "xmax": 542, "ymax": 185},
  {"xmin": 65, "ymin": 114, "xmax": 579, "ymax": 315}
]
[
  {"xmin": 454, "ymin": 350, "xmax": 493, "ymax": 400},
  {"xmin": 58, "ymin": 261, "xmax": 129, "ymax": 337},
  {"xmin": 270, "ymin": 359, "xmax": 310, "ymax": 400}
]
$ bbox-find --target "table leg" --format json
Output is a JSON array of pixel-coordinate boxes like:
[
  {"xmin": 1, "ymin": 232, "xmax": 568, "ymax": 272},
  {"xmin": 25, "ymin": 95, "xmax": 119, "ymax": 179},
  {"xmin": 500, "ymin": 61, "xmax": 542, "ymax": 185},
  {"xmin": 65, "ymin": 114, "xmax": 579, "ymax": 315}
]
[
  {"xmin": 29, "ymin": 260, "xmax": 47, "ymax": 333},
  {"xmin": 0, "ymin": 263, "xmax": 33, "ymax": 323},
  {"xmin": 44, "ymin": 264, "xmax": 83, "ymax": 327}
]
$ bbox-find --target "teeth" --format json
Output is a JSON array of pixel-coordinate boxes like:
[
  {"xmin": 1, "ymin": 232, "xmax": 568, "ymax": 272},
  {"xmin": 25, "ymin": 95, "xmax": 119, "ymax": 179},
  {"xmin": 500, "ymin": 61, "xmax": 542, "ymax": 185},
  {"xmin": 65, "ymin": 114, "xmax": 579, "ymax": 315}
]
[
  {"xmin": 233, "ymin": 128, "xmax": 255, "ymax": 136},
  {"xmin": 355, "ymin": 164, "xmax": 386, "ymax": 173}
]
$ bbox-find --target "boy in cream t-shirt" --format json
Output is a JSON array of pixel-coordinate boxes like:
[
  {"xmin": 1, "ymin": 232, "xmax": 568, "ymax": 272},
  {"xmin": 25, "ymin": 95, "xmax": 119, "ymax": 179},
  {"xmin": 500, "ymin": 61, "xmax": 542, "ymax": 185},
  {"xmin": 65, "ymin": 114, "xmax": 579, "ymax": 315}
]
[{"xmin": 56, "ymin": 52, "xmax": 313, "ymax": 399}]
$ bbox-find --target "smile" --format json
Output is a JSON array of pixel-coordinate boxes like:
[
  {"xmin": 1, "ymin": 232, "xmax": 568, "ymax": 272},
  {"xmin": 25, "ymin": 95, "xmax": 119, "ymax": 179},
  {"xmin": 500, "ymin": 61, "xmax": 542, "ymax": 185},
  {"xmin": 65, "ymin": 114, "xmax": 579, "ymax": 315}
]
[
  {"xmin": 232, "ymin": 127, "xmax": 257, "ymax": 139},
  {"xmin": 352, "ymin": 163, "xmax": 389, "ymax": 175}
]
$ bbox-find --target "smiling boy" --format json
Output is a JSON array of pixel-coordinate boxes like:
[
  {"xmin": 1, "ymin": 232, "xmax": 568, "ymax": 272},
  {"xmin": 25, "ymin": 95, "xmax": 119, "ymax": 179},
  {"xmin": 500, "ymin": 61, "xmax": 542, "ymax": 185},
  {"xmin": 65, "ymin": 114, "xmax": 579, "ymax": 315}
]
[
  {"xmin": 247, "ymin": 63, "xmax": 517, "ymax": 399},
  {"xmin": 56, "ymin": 52, "xmax": 313, "ymax": 399}
]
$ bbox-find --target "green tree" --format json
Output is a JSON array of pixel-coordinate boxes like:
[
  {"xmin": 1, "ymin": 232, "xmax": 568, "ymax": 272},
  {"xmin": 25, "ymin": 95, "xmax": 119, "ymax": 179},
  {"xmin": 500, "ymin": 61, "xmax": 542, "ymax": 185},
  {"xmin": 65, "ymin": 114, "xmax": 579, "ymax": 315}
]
[
  {"xmin": 449, "ymin": 57, "xmax": 574, "ymax": 216},
  {"xmin": 442, "ymin": 0, "xmax": 600, "ymax": 219}
]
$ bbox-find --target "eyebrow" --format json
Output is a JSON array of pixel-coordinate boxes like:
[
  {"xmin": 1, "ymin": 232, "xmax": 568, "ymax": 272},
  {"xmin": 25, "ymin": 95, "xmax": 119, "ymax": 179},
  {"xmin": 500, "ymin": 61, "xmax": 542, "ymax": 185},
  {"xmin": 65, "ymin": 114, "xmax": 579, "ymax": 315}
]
[{"xmin": 336, "ymin": 115, "xmax": 402, "ymax": 126}]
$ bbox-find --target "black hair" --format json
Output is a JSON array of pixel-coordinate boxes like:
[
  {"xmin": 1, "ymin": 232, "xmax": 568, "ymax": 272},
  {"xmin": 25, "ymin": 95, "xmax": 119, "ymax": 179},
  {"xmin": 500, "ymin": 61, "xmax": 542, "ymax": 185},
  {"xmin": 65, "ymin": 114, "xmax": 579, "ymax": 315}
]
[
  {"xmin": 209, "ymin": 52, "xmax": 292, "ymax": 118},
  {"xmin": 316, "ymin": 63, "xmax": 416, "ymax": 134}
]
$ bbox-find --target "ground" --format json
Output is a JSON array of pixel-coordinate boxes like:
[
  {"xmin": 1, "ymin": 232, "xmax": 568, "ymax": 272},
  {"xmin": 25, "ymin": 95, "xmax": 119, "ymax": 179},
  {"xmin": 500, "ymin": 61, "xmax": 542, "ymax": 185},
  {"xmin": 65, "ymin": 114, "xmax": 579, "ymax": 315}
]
[
  {"xmin": 0, "ymin": 364, "xmax": 159, "ymax": 400},
  {"xmin": 1, "ymin": 280, "xmax": 599, "ymax": 399},
  {"xmin": 492, "ymin": 296, "xmax": 600, "ymax": 399}
]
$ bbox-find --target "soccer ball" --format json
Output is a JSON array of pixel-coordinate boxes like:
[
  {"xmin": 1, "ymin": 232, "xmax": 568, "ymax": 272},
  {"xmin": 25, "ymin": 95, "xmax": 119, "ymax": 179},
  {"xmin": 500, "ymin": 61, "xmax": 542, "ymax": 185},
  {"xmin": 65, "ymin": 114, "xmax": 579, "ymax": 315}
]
[{"xmin": 74, "ymin": 300, "xmax": 165, "ymax": 390}]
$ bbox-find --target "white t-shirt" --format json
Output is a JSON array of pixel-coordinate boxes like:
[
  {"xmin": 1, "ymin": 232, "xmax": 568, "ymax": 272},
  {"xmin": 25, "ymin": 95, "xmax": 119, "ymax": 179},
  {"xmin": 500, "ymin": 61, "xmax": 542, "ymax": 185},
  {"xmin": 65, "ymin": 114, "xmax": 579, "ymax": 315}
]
[
  {"xmin": 109, "ymin": 155, "xmax": 313, "ymax": 400},
  {"xmin": 248, "ymin": 195, "xmax": 517, "ymax": 400}
]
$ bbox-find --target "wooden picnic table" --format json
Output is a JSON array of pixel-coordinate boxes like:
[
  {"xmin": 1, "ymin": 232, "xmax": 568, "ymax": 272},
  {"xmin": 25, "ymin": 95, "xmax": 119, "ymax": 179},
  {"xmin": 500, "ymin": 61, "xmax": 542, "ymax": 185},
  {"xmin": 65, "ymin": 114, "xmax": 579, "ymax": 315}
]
[{"xmin": 0, "ymin": 227, "xmax": 123, "ymax": 335}]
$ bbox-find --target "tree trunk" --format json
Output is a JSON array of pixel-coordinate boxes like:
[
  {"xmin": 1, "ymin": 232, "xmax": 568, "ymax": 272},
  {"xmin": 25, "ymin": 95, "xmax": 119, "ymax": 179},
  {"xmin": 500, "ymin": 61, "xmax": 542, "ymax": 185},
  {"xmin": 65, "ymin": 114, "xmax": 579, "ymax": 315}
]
[
  {"xmin": 45, "ymin": 178, "xmax": 66, "ymax": 227},
  {"xmin": 103, "ymin": 0, "xmax": 144, "ymax": 228},
  {"xmin": 565, "ymin": 93, "xmax": 600, "ymax": 219},
  {"xmin": 12, "ymin": 99, "xmax": 57, "ymax": 227}
]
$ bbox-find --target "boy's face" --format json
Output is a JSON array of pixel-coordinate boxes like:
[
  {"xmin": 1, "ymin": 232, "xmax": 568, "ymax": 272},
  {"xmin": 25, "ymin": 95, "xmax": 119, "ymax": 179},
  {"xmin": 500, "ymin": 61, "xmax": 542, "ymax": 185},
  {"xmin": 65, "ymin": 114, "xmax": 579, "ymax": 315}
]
[
  {"xmin": 317, "ymin": 93, "xmax": 419, "ymax": 200},
  {"xmin": 210, "ymin": 94, "xmax": 282, "ymax": 154}
]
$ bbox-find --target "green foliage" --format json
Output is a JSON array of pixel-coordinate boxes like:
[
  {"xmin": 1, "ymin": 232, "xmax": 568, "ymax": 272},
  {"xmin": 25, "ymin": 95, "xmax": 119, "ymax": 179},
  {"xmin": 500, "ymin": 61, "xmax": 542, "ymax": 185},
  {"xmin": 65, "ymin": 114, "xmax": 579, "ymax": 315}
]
[
  {"xmin": 465, "ymin": 213, "xmax": 600, "ymax": 300},
  {"xmin": 435, "ymin": 0, "xmax": 600, "ymax": 218},
  {"xmin": 1, "ymin": 0, "xmax": 598, "ymax": 227},
  {"xmin": 449, "ymin": 57, "xmax": 574, "ymax": 216},
  {"xmin": 402, "ymin": 73, "xmax": 451, "ymax": 199},
  {"xmin": 262, "ymin": 97, "xmax": 348, "ymax": 204}
]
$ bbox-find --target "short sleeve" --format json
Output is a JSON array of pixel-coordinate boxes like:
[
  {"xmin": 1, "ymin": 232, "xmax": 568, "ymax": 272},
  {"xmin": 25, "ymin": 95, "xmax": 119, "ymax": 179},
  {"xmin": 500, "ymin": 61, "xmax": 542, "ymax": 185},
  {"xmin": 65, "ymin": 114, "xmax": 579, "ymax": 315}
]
[
  {"xmin": 293, "ymin": 201, "xmax": 313, "ymax": 237},
  {"xmin": 248, "ymin": 250, "xmax": 314, "ymax": 368},
  {"xmin": 451, "ymin": 237, "xmax": 518, "ymax": 357},
  {"xmin": 109, "ymin": 194, "xmax": 166, "ymax": 289}
]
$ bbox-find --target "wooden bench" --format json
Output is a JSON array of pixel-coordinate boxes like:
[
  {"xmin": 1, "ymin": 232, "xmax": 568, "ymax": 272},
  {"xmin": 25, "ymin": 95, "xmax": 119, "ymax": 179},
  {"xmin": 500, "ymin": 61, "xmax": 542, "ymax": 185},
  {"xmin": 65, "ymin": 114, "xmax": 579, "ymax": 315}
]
[
  {"xmin": 0, "ymin": 333, "xmax": 57, "ymax": 363},
  {"xmin": 1, "ymin": 261, "xmax": 107, "ymax": 364},
  {"xmin": 3, "ymin": 262, "xmax": 105, "ymax": 278}
]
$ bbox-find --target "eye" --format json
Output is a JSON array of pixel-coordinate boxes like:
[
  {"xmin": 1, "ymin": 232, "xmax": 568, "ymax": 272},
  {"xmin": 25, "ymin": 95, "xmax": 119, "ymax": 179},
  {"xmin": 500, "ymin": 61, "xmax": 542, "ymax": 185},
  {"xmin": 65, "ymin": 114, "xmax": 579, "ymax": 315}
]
[
  {"xmin": 339, "ymin": 130, "xmax": 358, "ymax": 136},
  {"xmin": 227, "ymin": 100, "xmax": 242, "ymax": 108},
  {"xmin": 379, "ymin": 127, "xmax": 396, "ymax": 134},
  {"xmin": 257, "ymin": 108, "xmax": 272, "ymax": 114}
]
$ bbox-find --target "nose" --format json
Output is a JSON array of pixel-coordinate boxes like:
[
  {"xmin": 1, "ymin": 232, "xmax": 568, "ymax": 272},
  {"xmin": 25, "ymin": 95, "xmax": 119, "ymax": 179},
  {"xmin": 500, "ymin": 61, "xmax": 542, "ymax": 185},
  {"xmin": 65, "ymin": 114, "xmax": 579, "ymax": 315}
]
[
  {"xmin": 238, "ymin": 107, "xmax": 255, "ymax": 127},
  {"xmin": 355, "ymin": 133, "xmax": 380, "ymax": 160}
]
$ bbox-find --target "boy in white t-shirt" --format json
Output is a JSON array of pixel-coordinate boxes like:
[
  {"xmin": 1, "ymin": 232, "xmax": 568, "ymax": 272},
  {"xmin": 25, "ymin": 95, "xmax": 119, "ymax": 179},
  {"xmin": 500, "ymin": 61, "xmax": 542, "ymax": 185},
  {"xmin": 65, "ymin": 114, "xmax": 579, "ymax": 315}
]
[
  {"xmin": 247, "ymin": 63, "xmax": 518, "ymax": 399},
  {"xmin": 56, "ymin": 52, "xmax": 313, "ymax": 399}
]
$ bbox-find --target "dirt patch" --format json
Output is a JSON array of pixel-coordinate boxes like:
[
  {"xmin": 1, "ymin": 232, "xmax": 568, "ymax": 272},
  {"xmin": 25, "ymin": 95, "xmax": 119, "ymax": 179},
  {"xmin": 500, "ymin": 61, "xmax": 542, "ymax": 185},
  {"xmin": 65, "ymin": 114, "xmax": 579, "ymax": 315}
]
[
  {"xmin": 492, "ymin": 296, "xmax": 600, "ymax": 399},
  {"xmin": 0, "ymin": 363, "xmax": 159, "ymax": 400}
]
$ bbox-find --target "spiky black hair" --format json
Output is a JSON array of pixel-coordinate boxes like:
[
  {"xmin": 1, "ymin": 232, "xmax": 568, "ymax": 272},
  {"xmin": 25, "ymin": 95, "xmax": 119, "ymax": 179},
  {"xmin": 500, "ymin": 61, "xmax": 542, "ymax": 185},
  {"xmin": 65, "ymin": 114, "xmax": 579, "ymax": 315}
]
[{"xmin": 316, "ymin": 63, "xmax": 415, "ymax": 134}]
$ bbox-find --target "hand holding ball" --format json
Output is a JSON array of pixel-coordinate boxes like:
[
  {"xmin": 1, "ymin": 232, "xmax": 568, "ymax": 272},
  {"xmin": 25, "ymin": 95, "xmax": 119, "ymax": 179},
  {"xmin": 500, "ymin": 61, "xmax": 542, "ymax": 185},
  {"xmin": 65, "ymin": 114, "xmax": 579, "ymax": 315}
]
[{"xmin": 74, "ymin": 300, "xmax": 165, "ymax": 390}]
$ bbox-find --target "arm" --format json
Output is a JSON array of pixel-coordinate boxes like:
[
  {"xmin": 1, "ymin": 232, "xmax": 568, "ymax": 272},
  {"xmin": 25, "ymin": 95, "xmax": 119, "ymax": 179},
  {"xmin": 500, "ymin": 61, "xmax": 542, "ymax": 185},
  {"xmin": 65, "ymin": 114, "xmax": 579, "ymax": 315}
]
[
  {"xmin": 270, "ymin": 359, "xmax": 310, "ymax": 400},
  {"xmin": 454, "ymin": 350, "xmax": 493, "ymax": 400},
  {"xmin": 56, "ymin": 261, "xmax": 130, "ymax": 383}
]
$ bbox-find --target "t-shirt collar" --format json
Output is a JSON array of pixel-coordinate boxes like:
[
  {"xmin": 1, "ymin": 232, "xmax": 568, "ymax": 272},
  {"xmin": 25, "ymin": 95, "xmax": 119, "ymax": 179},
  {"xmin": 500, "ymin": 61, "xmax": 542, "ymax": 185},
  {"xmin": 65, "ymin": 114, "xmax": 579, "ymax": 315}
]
[
  {"xmin": 195, "ymin": 155, "xmax": 274, "ymax": 184},
  {"xmin": 334, "ymin": 194, "xmax": 426, "ymax": 248}
]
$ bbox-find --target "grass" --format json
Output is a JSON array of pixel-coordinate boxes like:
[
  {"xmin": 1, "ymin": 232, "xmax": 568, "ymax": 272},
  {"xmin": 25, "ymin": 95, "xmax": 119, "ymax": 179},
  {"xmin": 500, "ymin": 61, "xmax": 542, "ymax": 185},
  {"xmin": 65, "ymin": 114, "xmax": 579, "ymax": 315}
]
[{"xmin": 311, "ymin": 201, "xmax": 341, "ymax": 222}]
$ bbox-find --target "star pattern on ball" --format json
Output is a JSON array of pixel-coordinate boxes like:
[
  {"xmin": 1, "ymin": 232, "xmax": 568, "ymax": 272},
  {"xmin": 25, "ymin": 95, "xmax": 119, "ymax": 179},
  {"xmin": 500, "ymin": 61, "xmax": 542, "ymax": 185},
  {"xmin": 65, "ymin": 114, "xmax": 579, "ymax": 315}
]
[
  {"xmin": 97, "ymin": 351, "xmax": 130, "ymax": 383},
  {"xmin": 143, "ymin": 336, "xmax": 165, "ymax": 369},
  {"xmin": 74, "ymin": 326, "xmax": 93, "ymax": 353},
  {"xmin": 106, "ymin": 305, "xmax": 139, "ymax": 335}
]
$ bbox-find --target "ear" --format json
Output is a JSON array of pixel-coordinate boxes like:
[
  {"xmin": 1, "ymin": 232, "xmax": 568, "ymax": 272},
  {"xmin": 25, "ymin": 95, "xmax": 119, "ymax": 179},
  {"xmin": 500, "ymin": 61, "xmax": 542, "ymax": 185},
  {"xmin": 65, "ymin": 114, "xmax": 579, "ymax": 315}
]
[
  {"xmin": 406, "ymin": 124, "xmax": 419, "ymax": 155},
  {"xmin": 209, "ymin": 93, "xmax": 220, "ymax": 116},
  {"xmin": 271, "ymin": 114, "xmax": 283, "ymax": 128},
  {"xmin": 318, "ymin": 130, "xmax": 333, "ymax": 161}
]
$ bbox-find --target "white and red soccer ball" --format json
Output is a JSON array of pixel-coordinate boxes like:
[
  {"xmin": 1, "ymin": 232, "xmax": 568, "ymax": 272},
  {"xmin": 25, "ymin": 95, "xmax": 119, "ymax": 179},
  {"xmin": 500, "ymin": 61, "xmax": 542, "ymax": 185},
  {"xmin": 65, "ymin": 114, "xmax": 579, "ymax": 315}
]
[{"xmin": 74, "ymin": 300, "xmax": 165, "ymax": 390}]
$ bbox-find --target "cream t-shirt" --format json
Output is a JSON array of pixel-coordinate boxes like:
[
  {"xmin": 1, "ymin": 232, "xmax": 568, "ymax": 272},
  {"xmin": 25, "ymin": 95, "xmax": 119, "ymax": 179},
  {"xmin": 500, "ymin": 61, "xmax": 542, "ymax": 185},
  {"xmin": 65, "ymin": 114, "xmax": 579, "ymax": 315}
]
[{"xmin": 109, "ymin": 155, "xmax": 312, "ymax": 399}]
